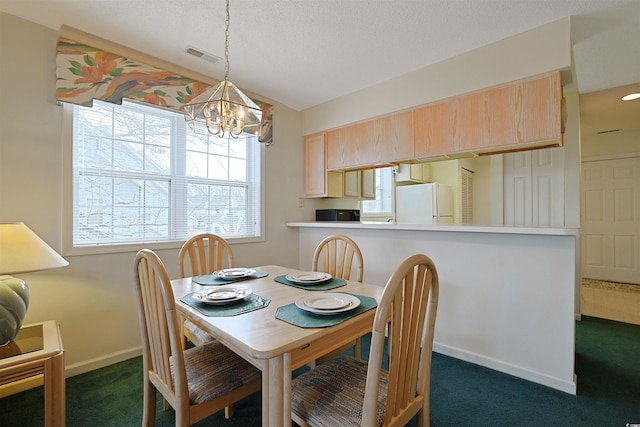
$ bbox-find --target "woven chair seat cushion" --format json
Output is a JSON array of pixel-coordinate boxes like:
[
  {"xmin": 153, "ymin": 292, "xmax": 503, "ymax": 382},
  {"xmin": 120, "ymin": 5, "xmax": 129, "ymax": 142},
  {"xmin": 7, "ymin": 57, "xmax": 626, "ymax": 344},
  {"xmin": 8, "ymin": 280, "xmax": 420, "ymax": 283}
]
[
  {"xmin": 184, "ymin": 319, "xmax": 215, "ymax": 346},
  {"xmin": 291, "ymin": 356, "xmax": 388, "ymax": 427},
  {"xmin": 181, "ymin": 340, "xmax": 261, "ymax": 405}
]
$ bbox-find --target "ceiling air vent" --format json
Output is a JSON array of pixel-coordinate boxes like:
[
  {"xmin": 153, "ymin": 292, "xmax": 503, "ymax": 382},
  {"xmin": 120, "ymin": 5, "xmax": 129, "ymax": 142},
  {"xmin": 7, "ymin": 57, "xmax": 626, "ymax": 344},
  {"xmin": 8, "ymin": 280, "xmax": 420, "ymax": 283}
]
[{"xmin": 185, "ymin": 46, "xmax": 221, "ymax": 64}]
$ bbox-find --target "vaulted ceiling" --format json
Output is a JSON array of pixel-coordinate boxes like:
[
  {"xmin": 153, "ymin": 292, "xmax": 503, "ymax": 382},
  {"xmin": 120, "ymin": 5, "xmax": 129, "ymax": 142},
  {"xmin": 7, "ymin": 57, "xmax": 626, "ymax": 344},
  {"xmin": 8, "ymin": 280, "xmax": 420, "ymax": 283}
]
[{"xmin": 2, "ymin": 0, "xmax": 639, "ymax": 137}]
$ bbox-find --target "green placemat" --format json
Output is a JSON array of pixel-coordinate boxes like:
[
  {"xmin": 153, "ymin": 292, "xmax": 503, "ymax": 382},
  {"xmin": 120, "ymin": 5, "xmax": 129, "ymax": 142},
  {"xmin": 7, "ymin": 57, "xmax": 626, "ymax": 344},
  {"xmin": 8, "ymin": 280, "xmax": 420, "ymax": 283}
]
[
  {"xmin": 192, "ymin": 269, "xmax": 269, "ymax": 285},
  {"xmin": 275, "ymin": 294, "xmax": 377, "ymax": 328},
  {"xmin": 180, "ymin": 293, "xmax": 270, "ymax": 317},
  {"xmin": 274, "ymin": 275, "xmax": 346, "ymax": 290}
]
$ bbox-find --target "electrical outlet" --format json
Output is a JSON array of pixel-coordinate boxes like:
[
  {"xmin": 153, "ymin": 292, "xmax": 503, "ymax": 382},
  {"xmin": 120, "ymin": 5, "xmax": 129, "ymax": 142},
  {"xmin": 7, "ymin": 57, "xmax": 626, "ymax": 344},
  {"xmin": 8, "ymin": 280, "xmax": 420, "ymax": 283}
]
[{"xmin": 297, "ymin": 198, "xmax": 305, "ymax": 208}]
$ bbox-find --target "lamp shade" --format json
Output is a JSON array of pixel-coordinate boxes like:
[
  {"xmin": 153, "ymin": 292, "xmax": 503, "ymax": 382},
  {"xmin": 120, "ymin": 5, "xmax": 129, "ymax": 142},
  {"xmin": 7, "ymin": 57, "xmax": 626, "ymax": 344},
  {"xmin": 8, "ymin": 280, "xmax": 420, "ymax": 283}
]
[
  {"xmin": 0, "ymin": 222, "xmax": 68, "ymax": 274},
  {"xmin": 0, "ymin": 223, "xmax": 68, "ymax": 345}
]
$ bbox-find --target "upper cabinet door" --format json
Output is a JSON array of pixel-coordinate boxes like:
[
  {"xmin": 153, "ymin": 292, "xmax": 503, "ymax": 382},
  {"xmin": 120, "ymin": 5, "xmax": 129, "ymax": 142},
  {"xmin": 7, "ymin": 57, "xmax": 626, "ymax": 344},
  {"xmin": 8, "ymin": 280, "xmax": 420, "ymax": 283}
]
[
  {"xmin": 305, "ymin": 133, "xmax": 344, "ymax": 198},
  {"xmin": 374, "ymin": 111, "xmax": 414, "ymax": 163},
  {"xmin": 344, "ymin": 170, "xmax": 361, "ymax": 197},
  {"xmin": 361, "ymin": 169, "xmax": 376, "ymax": 199},
  {"xmin": 304, "ymin": 133, "xmax": 327, "ymax": 197},
  {"xmin": 459, "ymin": 85, "xmax": 518, "ymax": 152},
  {"xmin": 518, "ymin": 72, "xmax": 562, "ymax": 144},
  {"xmin": 414, "ymin": 99, "xmax": 462, "ymax": 158},
  {"xmin": 327, "ymin": 121, "xmax": 374, "ymax": 169}
]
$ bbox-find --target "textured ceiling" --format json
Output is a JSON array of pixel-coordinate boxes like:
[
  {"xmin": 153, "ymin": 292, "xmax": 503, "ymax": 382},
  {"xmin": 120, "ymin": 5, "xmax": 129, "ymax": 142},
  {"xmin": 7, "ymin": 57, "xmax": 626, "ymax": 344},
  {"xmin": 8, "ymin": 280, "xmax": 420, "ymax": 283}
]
[{"xmin": 2, "ymin": 0, "xmax": 639, "ymax": 137}]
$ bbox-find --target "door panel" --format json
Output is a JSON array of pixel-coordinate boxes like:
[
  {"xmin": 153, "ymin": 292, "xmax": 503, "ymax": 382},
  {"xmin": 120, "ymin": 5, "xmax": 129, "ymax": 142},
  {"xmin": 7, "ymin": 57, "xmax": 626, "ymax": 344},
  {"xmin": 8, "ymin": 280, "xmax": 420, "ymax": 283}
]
[
  {"xmin": 503, "ymin": 151, "xmax": 531, "ymax": 225},
  {"xmin": 581, "ymin": 157, "xmax": 640, "ymax": 284},
  {"xmin": 503, "ymin": 147, "xmax": 563, "ymax": 226}
]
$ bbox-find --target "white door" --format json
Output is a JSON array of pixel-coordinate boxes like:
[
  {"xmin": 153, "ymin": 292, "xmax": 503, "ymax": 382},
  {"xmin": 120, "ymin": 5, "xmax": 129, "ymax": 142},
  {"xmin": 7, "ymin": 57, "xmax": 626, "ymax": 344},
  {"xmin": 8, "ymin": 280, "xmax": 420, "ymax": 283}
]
[
  {"xmin": 581, "ymin": 157, "xmax": 640, "ymax": 284},
  {"xmin": 503, "ymin": 147, "xmax": 564, "ymax": 226}
]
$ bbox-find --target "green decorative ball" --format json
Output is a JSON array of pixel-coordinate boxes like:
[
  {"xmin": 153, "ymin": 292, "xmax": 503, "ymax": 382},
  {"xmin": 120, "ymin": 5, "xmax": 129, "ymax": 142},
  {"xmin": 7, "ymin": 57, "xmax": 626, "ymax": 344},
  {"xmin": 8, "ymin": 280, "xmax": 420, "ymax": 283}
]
[{"xmin": 0, "ymin": 275, "xmax": 30, "ymax": 346}]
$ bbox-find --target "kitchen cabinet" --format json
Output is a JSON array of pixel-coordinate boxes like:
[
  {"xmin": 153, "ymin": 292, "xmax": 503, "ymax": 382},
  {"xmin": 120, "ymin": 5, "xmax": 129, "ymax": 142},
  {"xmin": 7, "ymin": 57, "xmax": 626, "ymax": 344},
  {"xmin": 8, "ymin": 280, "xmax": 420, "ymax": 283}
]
[
  {"xmin": 327, "ymin": 111, "xmax": 413, "ymax": 170},
  {"xmin": 344, "ymin": 170, "xmax": 361, "ymax": 197},
  {"xmin": 373, "ymin": 111, "xmax": 414, "ymax": 164},
  {"xmin": 327, "ymin": 121, "xmax": 374, "ymax": 170},
  {"xmin": 457, "ymin": 85, "xmax": 517, "ymax": 152},
  {"xmin": 518, "ymin": 72, "xmax": 563, "ymax": 145},
  {"xmin": 415, "ymin": 71, "xmax": 563, "ymax": 159},
  {"xmin": 361, "ymin": 169, "xmax": 376, "ymax": 198},
  {"xmin": 344, "ymin": 169, "xmax": 376, "ymax": 199},
  {"xmin": 394, "ymin": 163, "xmax": 433, "ymax": 184},
  {"xmin": 414, "ymin": 99, "xmax": 462, "ymax": 158},
  {"xmin": 304, "ymin": 133, "xmax": 344, "ymax": 198}
]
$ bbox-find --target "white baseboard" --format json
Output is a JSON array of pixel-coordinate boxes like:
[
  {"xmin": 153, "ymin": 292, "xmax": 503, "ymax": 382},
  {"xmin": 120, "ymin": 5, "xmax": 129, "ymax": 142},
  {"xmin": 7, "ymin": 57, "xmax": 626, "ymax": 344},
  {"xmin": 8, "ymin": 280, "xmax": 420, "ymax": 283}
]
[
  {"xmin": 433, "ymin": 342, "xmax": 577, "ymax": 395},
  {"xmin": 65, "ymin": 346, "xmax": 142, "ymax": 378}
]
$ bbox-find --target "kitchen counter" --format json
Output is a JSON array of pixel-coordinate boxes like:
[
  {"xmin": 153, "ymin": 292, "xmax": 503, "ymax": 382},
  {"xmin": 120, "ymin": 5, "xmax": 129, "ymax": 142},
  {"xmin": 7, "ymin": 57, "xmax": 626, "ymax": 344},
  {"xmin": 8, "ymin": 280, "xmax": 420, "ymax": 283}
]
[
  {"xmin": 287, "ymin": 221, "xmax": 580, "ymax": 236},
  {"xmin": 288, "ymin": 221, "xmax": 580, "ymax": 394}
]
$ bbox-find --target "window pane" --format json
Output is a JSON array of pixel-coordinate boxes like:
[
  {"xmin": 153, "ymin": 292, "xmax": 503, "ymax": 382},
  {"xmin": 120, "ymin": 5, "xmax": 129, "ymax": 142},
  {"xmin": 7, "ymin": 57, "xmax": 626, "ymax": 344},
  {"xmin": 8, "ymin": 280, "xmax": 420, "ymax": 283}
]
[
  {"xmin": 145, "ymin": 115, "xmax": 171, "ymax": 147},
  {"xmin": 144, "ymin": 143, "xmax": 171, "ymax": 174},
  {"xmin": 186, "ymin": 151, "xmax": 207, "ymax": 178},
  {"xmin": 208, "ymin": 155, "xmax": 229, "ymax": 180},
  {"xmin": 186, "ymin": 183, "xmax": 229, "ymax": 235},
  {"xmin": 113, "ymin": 140, "xmax": 144, "ymax": 172},
  {"xmin": 113, "ymin": 108, "xmax": 143, "ymax": 140},
  {"xmin": 362, "ymin": 167, "xmax": 393, "ymax": 214},
  {"xmin": 79, "ymin": 137, "xmax": 112, "ymax": 170},
  {"xmin": 75, "ymin": 174, "xmax": 170, "ymax": 243}
]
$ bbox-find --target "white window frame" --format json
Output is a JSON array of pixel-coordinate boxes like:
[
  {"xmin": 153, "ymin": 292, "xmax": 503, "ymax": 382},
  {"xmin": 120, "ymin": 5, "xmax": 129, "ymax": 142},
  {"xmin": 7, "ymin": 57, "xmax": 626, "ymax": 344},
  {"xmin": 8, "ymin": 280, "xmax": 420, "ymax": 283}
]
[
  {"xmin": 360, "ymin": 167, "xmax": 395, "ymax": 222},
  {"xmin": 62, "ymin": 100, "xmax": 265, "ymax": 256}
]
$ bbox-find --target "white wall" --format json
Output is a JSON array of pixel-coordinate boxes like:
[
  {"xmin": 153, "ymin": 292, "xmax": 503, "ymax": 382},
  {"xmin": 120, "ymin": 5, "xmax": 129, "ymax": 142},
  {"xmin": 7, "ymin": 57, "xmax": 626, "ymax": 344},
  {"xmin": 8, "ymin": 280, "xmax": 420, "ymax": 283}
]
[
  {"xmin": 294, "ymin": 225, "xmax": 578, "ymax": 394},
  {"xmin": 581, "ymin": 129, "xmax": 640, "ymax": 160},
  {"xmin": 0, "ymin": 13, "xmax": 306, "ymax": 375}
]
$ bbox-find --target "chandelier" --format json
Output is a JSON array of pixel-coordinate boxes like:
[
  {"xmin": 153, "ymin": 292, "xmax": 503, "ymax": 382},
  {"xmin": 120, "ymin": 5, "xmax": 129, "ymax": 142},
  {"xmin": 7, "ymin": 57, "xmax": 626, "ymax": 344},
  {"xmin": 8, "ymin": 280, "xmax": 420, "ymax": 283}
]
[{"xmin": 182, "ymin": 0, "xmax": 262, "ymax": 138}]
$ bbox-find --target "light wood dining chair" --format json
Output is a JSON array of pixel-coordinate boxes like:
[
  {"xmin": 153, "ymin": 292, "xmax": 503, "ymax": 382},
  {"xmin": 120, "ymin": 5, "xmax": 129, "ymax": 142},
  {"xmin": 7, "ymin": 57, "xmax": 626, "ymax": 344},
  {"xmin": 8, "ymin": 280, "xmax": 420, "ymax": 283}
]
[
  {"xmin": 291, "ymin": 253, "xmax": 440, "ymax": 427},
  {"xmin": 134, "ymin": 249, "xmax": 261, "ymax": 427},
  {"xmin": 312, "ymin": 234, "xmax": 364, "ymax": 283},
  {"xmin": 312, "ymin": 234, "xmax": 364, "ymax": 363},
  {"xmin": 178, "ymin": 233, "xmax": 234, "ymax": 346}
]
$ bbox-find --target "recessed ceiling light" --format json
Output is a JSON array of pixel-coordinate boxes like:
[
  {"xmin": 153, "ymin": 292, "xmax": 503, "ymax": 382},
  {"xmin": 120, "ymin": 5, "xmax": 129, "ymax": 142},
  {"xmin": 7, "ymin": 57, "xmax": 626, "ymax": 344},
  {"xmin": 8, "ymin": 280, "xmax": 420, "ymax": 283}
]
[{"xmin": 621, "ymin": 92, "xmax": 640, "ymax": 101}]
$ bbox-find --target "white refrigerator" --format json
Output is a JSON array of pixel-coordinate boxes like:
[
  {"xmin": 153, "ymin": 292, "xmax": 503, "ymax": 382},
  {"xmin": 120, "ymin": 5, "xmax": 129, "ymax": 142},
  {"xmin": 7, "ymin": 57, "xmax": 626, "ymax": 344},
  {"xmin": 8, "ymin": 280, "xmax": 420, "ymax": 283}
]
[{"xmin": 395, "ymin": 183, "xmax": 454, "ymax": 224}]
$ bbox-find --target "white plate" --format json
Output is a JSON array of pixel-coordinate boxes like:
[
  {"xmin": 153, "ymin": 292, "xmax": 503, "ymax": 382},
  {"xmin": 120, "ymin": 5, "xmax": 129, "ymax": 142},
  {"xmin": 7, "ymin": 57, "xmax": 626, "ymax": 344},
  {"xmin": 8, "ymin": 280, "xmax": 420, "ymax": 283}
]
[
  {"xmin": 214, "ymin": 268, "xmax": 257, "ymax": 280},
  {"xmin": 192, "ymin": 286, "xmax": 253, "ymax": 305},
  {"xmin": 295, "ymin": 293, "xmax": 360, "ymax": 315},
  {"xmin": 285, "ymin": 272, "xmax": 332, "ymax": 284}
]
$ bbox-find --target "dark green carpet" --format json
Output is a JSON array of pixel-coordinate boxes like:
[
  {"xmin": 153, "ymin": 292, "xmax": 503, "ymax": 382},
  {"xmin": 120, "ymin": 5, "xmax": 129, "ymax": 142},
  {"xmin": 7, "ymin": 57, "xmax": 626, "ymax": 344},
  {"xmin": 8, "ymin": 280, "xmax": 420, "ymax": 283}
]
[{"xmin": 1, "ymin": 316, "xmax": 638, "ymax": 426}]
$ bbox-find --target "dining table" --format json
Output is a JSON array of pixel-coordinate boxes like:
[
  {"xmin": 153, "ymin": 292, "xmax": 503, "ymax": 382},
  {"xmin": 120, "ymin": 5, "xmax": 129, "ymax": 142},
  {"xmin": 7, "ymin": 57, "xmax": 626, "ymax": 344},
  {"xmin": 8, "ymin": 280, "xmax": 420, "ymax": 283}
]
[{"xmin": 170, "ymin": 264, "xmax": 383, "ymax": 427}]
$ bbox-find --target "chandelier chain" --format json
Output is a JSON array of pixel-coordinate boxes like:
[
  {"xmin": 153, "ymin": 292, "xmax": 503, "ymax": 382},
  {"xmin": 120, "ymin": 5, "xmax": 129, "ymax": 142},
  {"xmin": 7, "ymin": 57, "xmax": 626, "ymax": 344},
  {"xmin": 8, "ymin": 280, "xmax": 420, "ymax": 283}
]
[{"xmin": 224, "ymin": 0, "xmax": 230, "ymax": 82}]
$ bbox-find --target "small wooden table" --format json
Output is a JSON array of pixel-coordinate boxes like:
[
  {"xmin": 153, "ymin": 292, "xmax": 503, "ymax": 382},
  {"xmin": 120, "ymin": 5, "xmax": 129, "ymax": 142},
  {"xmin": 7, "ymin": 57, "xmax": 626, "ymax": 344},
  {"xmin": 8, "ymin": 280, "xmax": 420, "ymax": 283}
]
[
  {"xmin": 0, "ymin": 320, "xmax": 65, "ymax": 427},
  {"xmin": 172, "ymin": 265, "xmax": 383, "ymax": 427}
]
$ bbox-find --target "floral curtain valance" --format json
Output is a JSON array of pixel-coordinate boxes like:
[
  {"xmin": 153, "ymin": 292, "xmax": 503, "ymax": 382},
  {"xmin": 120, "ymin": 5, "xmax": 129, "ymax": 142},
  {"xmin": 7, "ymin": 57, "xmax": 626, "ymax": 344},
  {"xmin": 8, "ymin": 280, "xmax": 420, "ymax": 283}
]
[{"xmin": 55, "ymin": 36, "xmax": 272, "ymax": 145}]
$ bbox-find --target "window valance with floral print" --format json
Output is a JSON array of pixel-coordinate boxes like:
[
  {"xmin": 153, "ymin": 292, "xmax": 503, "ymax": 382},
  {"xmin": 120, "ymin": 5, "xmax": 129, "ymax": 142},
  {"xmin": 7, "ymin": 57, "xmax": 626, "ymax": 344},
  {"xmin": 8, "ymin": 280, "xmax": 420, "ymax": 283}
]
[{"xmin": 55, "ymin": 26, "xmax": 272, "ymax": 145}]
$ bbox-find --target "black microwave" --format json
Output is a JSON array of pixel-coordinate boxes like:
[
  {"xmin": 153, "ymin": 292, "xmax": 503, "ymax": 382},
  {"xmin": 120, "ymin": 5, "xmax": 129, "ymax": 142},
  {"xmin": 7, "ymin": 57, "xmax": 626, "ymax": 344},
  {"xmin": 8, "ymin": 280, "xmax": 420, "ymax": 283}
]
[{"xmin": 315, "ymin": 209, "xmax": 360, "ymax": 222}]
